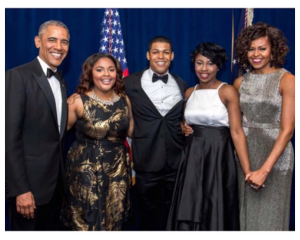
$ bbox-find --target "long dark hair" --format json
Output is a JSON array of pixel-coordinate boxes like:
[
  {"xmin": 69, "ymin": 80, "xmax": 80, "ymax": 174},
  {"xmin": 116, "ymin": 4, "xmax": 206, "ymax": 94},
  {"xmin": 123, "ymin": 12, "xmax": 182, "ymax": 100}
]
[{"xmin": 75, "ymin": 53, "xmax": 125, "ymax": 96}]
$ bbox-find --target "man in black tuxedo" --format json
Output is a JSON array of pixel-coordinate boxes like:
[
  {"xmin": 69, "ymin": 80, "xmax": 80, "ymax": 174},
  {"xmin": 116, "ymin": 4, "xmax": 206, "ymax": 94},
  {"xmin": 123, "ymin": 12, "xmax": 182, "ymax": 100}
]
[
  {"xmin": 124, "ymin": 36, "xmax": 187, "ymax": 230},
  {"xmin": 5, "ymin": 20, "xmax": 70, "ymax": 230}
]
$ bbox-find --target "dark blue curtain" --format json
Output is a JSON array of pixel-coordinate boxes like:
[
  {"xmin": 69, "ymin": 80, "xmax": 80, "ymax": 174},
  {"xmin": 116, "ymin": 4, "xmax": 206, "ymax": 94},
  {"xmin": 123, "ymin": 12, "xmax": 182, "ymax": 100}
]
[{"xmin": 5, "ymin": 8, "xmax": 295, "ymax": 230}]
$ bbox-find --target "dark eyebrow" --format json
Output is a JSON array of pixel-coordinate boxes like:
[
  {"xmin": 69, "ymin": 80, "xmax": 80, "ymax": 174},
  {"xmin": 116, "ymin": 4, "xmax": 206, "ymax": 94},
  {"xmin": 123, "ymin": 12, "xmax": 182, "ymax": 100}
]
[
  {"xmin": 95, "ymin": 65, "xmax": 115, "ymax": 69},
  {"xmin": 151, "ymin": 49, "xmax": 170, "ymax": 52}
]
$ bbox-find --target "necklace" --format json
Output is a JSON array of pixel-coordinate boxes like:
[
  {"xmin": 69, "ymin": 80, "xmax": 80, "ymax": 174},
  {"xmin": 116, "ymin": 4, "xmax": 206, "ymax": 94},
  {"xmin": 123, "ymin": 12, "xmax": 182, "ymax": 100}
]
[{"xmin": 90, "ymin": 88, "xmax": 120, "ymax": 105}]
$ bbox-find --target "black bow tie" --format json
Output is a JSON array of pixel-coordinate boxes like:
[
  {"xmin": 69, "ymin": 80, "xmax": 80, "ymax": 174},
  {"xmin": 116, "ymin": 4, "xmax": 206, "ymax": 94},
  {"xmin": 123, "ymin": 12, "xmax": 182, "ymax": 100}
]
[
  {"xmin": 47, "ymin": 68, "xmax": 62, "ymax": 80},
  {"xmin": 152, "ymin": 73, "xmax": 168, "ymax": 84}
]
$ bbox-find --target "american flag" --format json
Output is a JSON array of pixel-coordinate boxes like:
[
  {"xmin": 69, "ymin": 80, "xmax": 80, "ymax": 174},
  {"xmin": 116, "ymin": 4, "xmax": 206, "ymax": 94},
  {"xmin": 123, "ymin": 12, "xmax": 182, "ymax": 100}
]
[
  {"xmin": 99, "ymin": 8, "xmax": 129, "ymax": 77},
  {"xmin": 231, "ymin": 8, "xmax": 254, "ymax": 83},
  {"xmin": 99, "ymin": 9, "xmax": 135, "ymax": 185}
]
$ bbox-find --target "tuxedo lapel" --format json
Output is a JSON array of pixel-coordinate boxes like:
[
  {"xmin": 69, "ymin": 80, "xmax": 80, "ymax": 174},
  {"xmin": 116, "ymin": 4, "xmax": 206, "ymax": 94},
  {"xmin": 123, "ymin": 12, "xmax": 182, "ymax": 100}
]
[
  {"xmin": 59, "ymin": 78, "xmax": 67, "ymax": 139},
  {"xmin": 171, "ymin": 74, "xmax": 186, "ymax": 98},
  {"xmin": 30, "ymin": 59, "xmax": 58, "ymax": 128},
  {"xmin": 33, "ymin": 72, "xmax": 58, "ymax": 125},
  {"xmin": 133, "ymin": 71, "xmax": 162, "ymax": 117}
]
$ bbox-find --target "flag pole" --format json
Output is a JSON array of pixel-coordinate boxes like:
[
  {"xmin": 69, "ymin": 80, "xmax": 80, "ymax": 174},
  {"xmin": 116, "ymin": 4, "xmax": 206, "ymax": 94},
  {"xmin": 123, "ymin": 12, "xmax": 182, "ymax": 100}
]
[{"xmin": 231, "ymin": 9, "xmax": 234, "ymax": 73}]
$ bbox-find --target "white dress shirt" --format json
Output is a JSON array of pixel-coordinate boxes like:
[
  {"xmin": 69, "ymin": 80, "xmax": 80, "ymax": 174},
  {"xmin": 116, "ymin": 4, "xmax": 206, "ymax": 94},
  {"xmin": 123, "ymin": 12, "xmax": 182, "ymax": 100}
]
[
  {"xmin": 37, "ymin": 56, "xmax": 62, "ymax": 133},
  {"xmin": 141, "ymin": 68, "xmax": 182, "ymax": 116}
]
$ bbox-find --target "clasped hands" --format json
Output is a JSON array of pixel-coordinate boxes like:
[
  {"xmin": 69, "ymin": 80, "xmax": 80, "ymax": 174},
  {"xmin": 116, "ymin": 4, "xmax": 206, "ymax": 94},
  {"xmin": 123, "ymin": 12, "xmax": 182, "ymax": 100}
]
[
  {"xmin": 16, "ymin": 191, "xmax": 36, "ymax": 219},
  {"xmin": 245, "ymin": 168, "xmax": 268, "ymax": 191}
]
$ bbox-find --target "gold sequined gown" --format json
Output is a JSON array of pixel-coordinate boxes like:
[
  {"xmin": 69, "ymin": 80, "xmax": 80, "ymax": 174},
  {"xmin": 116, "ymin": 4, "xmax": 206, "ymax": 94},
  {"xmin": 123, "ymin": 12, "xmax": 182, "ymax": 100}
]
[
  {"xmin": 62, "ymin": 94, "xmax": 132, "ymax": 231},
  {"xmin": 238, "ymin": 68, "xmax": 294, "ymax": 230}
]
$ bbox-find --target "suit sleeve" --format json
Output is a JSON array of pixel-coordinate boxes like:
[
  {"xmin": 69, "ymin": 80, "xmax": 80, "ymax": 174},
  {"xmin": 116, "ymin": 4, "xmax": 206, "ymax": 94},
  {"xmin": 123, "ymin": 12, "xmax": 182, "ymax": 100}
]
[{"xmin": 5, "ymin": 69, "xmax": 30, "ymax": 199}]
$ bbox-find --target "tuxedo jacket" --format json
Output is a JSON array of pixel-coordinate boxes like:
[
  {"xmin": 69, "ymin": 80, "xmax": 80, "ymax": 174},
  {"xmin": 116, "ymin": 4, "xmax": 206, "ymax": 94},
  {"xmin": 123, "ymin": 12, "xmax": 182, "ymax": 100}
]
[
  {"xmin": 124, "ymin": 70, "xmax": 187, "ymax": 172},
  {"xmin": 5, "ymin": 58, "xmax": 68, "ymax": 205}
]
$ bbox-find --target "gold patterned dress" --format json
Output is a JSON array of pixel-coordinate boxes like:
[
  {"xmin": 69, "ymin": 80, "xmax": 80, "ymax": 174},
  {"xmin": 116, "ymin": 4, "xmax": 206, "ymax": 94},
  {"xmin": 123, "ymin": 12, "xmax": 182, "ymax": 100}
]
[{"xmin": 62, "ymin": 94, "xmax": 132, "ymax": 230}]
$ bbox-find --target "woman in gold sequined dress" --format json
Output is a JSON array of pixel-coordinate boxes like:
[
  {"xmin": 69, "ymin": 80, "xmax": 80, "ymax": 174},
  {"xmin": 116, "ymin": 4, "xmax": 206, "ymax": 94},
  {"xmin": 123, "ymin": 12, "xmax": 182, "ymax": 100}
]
[
  {"xmin": 61, "ymin": 53, "xmax": 134, "ymax": 230},
  {"xmin": 234, "ymin": 22, "xmax": 295, "ymax": 230}
]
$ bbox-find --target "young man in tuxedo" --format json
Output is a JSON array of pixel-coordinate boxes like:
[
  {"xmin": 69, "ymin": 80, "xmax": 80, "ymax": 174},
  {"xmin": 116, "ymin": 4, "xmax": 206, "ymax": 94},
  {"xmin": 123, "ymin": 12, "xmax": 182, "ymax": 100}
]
[
  {"xmin": 5, "ymin": 20, "xmax": 70, "ymax": 230},
  {"xmin": 124, "ymin": 36, "xmax": 187, "ymax": 230}
]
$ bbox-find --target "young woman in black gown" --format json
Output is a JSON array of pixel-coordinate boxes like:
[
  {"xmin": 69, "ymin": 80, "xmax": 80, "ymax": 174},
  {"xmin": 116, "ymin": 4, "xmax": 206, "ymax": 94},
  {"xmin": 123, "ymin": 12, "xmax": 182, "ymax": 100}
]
[{"xmin": 167, "ymin": 43, "xmax": 252, "ymax": 230}]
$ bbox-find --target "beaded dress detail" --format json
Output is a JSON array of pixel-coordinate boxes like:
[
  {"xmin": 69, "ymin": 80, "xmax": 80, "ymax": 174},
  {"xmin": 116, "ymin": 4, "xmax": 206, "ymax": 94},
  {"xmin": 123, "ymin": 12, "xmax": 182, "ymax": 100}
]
[{"xmin": 238, "ymin": 68, "xmax": 294, "ymax": 230}]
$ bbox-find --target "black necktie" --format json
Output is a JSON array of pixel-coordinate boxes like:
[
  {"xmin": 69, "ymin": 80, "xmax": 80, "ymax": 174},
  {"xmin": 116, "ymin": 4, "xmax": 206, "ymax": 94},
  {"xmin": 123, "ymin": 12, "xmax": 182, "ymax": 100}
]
[
  {"xmin": 47, "ymin": 68, "xmax": 62, "ymax": 80},
  {"xmin": 152, "ymin": 73, "xmax": 168, "ymax": 84}
]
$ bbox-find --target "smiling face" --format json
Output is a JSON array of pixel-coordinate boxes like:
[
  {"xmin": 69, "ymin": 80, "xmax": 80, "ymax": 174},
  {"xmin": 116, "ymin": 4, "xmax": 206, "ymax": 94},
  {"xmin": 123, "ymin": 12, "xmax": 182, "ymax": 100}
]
[
  {"xmin": 34, "ymin": 25, "xmax": 69, "ymax": 70},
  {"xmin": 194, "ymin": 54, "xmax": 218, "ymax": 84},
  {"xmin": 92, "ymin": 57, "xmax": 117, "ymax": 94},
  {"xmin": 247, "ymin": 36, "xmax": 272, "ymax": 72},
  {"xmin": 147, "ymin": 42, "xmax": 174, "ymax": 75}
]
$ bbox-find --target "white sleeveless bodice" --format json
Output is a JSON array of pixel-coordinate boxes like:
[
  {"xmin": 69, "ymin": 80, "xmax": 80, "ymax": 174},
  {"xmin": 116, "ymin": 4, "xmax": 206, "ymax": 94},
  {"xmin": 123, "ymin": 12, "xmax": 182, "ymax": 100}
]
[{"xmin": 184, "ymin": 83, "xmax": 229, "ymax": 127}]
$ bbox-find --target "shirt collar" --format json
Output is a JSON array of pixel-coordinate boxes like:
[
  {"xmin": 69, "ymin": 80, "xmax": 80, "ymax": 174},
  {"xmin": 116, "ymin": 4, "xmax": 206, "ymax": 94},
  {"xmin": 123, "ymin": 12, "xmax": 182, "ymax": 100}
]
[{"xmin": 37, "ymin": 56, "xmax": 57, "ymax": 76}]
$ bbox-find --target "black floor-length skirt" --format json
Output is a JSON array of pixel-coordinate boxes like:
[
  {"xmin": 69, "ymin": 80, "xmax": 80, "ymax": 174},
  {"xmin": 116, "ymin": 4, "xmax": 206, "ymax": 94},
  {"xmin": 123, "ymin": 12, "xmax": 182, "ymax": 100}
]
[{"xmin": 167, "ymin": 125, "xmax": 240, "ymax": 230}]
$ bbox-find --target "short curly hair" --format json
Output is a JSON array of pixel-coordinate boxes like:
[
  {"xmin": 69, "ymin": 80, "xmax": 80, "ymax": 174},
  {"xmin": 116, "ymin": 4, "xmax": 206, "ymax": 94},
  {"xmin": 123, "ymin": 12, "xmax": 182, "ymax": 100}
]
[
  {"xmin": 235, "ymin": 22, "xmax": 289, "ymax": 69},
  {"xmin": 191, "ymin": 42, "xmax": 228, "ymax": 69},
  {"xmin": 75, "ymin": 53, "xmax": 124, "ymax": 96}
]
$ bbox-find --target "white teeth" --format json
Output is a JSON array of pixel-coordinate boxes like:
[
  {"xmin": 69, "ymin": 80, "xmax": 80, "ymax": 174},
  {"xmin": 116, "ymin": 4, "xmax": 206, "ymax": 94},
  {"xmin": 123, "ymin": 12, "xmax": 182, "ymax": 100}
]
[
  {"xmin": 156, "ymin": 62, "xmax": 165, "ymax": 66},
  {"xmin": 102, "ymin": 79, "xmax": 111, "ymax": 83},
  {"xmin": 252, "ymin": 59, "xmax": 262, "ymax": 63},
  {"xmin": 51, "ymin": 53, "xmax": 61, "ymax": 58}
]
